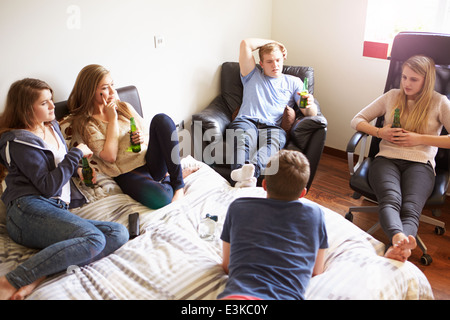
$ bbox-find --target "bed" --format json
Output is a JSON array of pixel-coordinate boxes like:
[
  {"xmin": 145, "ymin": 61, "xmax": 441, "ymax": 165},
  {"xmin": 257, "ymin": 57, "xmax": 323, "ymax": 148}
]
[{"xmin": 0, "ymin": 155, "xmax": 434, "ymax": 300}]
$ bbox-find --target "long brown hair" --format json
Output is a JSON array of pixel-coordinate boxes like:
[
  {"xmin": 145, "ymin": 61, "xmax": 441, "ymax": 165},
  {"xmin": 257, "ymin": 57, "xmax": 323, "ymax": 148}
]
[
  {"xmin": 0, "ymin": 78, "xmax": 54, "ymax": 180},
  {"xmin": 393, "ymin": 55, "xmax": 436, "ymax": 133},
  {"xmin": 67, "ymin": 64, "xmax": 135, "ymax": 143}
]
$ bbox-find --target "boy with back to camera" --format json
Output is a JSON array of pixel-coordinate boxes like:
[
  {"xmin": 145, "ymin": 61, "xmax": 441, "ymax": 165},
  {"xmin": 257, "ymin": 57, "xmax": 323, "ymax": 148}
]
[{"xmin": 218, "ymin": 149, "xmax": 328, "ymax": 300}]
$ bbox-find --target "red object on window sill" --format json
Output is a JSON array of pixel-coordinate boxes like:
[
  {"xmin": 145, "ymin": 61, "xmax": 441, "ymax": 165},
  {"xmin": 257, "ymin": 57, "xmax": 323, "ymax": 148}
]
[{"xmin": 363, "ymin": 41, "xmax": 389, "ymax": 59}]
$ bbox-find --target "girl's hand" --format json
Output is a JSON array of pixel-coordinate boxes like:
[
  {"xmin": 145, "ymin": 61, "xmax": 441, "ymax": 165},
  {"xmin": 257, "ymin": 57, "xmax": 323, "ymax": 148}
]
[
  {"xmin": 77, "ymin": 166, "xmax": 97, "ymax": 184},
  {"xmin": 379, "ymin": 126, "xmax": 422, "ymax": 147},
  {"xmin": 105, "ymin": 101, "xmax": 118, "ymax": 122},
  {"xmin": 392, "ymin": 129, "xmax": 422, "ymax": 147},
  {"xmin": 75, "ymin": 143, "xmax": 93, "ymax": 158},
  {"xmin": 130, "ymin": 130, "xmax": 144, "ymax": 144},
  {"xmin": 378, "ymin": 125, "xmax": 404, "ymax": 143},
  {"xmin": 101, "ymin": 93, "xmax": 118, "ymax": 122}
]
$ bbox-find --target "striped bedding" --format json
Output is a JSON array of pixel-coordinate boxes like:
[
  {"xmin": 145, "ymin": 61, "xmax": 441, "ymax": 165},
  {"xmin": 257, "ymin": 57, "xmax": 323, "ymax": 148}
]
[{"xmin": 0, "ymin": 156, "xmax": 434, "ymax": 300}]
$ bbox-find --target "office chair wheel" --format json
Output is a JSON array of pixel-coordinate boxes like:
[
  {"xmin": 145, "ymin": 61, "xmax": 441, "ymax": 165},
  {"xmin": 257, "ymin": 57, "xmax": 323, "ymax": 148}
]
[
  {"xmin": 420, "ymin": 254, "xmax": 433, "ymax": 266},
  {"xmin": 435, "ymin": 226, "xmax": 445, "ymax": 235},
  {"xmin": 345, "ymin": 212, "xmax": 353, "ymax": 222},
  {"xmin": 352, "ymin": 192, "xmax": 361, "ymax": 199}
]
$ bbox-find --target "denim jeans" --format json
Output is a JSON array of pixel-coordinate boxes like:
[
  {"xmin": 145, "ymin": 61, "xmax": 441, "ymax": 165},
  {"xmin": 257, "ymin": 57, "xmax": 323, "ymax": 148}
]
[
  {"xmin": 227, "ymin": 118, "xmax": 287, "ymax": 179},
  {"xmin": 5, "ymin": 195, "xmax": 129, "ymax": 289},
  {"xmin": 368, "ymin": 156, "xmax": 435, "ymax": 241},
  {"xmin": 114, "ymin": 113, "xmax": 184, "ymax": 209}
]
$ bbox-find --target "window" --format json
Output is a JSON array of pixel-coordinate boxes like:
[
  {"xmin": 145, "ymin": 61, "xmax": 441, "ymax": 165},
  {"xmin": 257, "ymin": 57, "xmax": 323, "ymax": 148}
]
[{"xmin": 363, "ymin": 0, "xmax": 450, "ymax": 59}]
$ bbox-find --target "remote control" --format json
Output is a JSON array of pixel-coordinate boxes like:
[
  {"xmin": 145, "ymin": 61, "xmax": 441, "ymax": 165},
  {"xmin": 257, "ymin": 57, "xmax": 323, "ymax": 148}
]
[{"xmin": 128, "ymin": 212, "xmax": 140, "ymax": 239}]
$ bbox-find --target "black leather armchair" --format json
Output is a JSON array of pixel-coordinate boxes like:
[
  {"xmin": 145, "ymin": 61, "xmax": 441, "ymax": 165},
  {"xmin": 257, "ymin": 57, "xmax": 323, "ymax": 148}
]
[{"xmin": 191, "ymin": 62, "xmax": 327, "ymax": 191}]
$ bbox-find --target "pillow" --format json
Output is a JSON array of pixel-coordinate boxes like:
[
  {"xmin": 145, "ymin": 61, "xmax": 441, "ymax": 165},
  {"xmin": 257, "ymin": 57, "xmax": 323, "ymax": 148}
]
[
  {"xmin": 231, "ymin": 107, "xmax": 240, "ymax": 121},
  {"xmin": 280, "ymin": 106, "xmax": 296, "ymax": 133},
  {"xmin": 59, "ymin": 115, "xmax": 73, "ymax": 147},
  {"xmin": 59, "ymin": 115, "xmax": 86, "ymax": 149}
]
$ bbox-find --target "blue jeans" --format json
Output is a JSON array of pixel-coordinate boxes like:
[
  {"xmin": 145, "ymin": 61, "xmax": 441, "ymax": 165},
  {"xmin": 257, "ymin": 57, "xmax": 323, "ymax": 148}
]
[
  {"xmin": 368, "ymin": 156, "xmax": 435, "ymax": 241},
  {"xmin": 114, "ymin": 113, "xmax": 184, "ymax": 209},
  {"xmin": 227, "ymin": 118, "xmax": 287, "ymax": 179},
  {"xmin": 5, "ymin": 195, "xmax": 129, "ymax": 289}
]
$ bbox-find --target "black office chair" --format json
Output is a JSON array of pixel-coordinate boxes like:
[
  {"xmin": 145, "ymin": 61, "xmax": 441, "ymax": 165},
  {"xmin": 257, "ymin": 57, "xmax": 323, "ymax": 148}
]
[{"xmin": 345, "ymin": 32, "xmax": 450, "ymax": 266}]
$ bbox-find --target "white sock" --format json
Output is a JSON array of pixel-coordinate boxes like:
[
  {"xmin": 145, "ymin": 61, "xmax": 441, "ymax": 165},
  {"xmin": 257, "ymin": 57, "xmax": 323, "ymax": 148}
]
[
  {"xmin": 235, "ymin": 177, "xmax": 257, "ymax": 188},
  {"xmin": 230, "ymin": 164, "xmax": 255, "ymax": 182}
]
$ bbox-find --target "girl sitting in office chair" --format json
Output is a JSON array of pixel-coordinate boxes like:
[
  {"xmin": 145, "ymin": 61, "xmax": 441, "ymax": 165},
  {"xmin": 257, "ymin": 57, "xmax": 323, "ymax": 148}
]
[{"xmin": 351, "ymin": 55, "xmax": 450, "ymax": 262}]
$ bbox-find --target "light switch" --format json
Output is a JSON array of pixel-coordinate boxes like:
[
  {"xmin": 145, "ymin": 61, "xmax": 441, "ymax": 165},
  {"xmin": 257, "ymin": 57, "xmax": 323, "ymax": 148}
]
[{"xmin": 154, "ymin": 35, "xmax": 165, "ymax": 49}]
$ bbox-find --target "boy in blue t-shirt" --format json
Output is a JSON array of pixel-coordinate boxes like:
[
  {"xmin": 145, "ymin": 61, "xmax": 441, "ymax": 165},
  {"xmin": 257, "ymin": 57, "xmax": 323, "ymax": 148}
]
[
  {"xmin": 228, "ymin": 38, "xmax": 318, "ymax": 188},
  {"xmin": 218, "ymin": 150, "xmax": 328, "ymax": 300}
]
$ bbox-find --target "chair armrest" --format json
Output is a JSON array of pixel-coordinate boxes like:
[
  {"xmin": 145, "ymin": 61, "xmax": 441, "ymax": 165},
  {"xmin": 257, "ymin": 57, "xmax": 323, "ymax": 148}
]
[
  {"xmin": 290, "ymin": 115, "xmax": 327, "ymax": 151},
  {"xmin": 191, "ymin": 96, "xmax": 231, "ymax": 135},
  {"xmin": 346, "ymin": 131, "xmax": 369, "ymax": 175},
  {"xmin": 191, "ymin": 96, "xmax": 232, "ymax": 161}
]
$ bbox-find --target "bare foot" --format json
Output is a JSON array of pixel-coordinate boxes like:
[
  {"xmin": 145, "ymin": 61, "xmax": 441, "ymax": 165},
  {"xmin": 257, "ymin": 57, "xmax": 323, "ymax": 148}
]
[
  {"xmin": 182, "ymin": 167, "xmax": 199, "ymax": 179},
  {"xmin": 384, "ymin": 246, "xmax": 407, "ymax": 262},
  {"xmin": 384, "ymin": 234, "xmax": 417, "ymax": 262},
  {"xmin": 10, "ymin": 277, "xmax": 46, "ymax": 300},
  {"xmin": 0, "ymin": 276, "xmax": 18, "ymax": 300},
  {"xmin": 171, "ymin": 188, "xmax": 184, "ymax": 202},
  {"xmin": 398, "ymin": 235, "xmax": 417, "ymax": 250},
  {"xmin": 169, "ymin": 168, "xmax": 199, "ymax": 203}
]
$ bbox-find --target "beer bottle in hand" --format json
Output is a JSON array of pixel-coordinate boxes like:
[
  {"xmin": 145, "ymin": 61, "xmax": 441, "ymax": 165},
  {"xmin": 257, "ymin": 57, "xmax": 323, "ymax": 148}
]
[
  {"xmin": 130, "ymin": 117, "xmax": 141, "ymax": 153},
  {"xmin": 392, "ymin": 108, "xmax": 401, "ymax": 128},
  {"xmin": 82, "ymin": 157, "xmax": 94, "ymax": 187},
  {"xmin": 299, "ymin": 77, "xmax": 309, "ymax": 108}
]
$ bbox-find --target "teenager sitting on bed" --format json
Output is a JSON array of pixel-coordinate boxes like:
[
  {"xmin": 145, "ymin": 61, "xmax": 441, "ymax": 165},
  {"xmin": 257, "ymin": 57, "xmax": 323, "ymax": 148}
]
[
  {"xmin": 67, "ymin": 64, "xmax": 197, "ymax": 210},
  {"xmin": 218, "ymin": 149, "xmax": 328, "ymax": 300},
  {"xmin": 0, "ymin": 78, "xmax": 129, "ymax": 300}
]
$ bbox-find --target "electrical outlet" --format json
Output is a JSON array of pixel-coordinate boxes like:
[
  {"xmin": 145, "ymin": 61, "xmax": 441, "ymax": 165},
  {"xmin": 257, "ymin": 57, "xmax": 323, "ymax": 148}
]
[{"xmin": 154, "ymin": 35, "xmax": 165, "ymax": 48}]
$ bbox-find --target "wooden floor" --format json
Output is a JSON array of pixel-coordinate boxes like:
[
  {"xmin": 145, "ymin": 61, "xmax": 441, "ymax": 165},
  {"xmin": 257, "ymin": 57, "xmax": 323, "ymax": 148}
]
[{"xmin": 305, "ymin": 151, "xmax": 450, "ymax": 300}]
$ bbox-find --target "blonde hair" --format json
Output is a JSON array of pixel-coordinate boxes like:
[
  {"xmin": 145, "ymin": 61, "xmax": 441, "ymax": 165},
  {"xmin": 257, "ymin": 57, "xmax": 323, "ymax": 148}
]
[
  {"xmin": 265, "ymin": 149, "xmax": 310, "ymax": 200},
  {"xmin": 0, "ymin": 78, "xmax": 54, "ymax": 180},
  {"xmin": 393, "ymin": 55, "xmax": 436, "ymax": 133},
  {"xmin": 67, "ymin": 64, "xmax": 136, "ymax": 143},
  {"xmin": 259, "ymin": 42, "xmax": 284, "ymax": 62}
]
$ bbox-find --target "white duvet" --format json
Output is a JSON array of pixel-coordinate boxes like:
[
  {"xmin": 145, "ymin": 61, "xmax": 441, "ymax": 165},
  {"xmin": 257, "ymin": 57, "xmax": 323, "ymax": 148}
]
[{"xmin": 0, "ymin": 156, "xmax": 434, "ymax": 300}]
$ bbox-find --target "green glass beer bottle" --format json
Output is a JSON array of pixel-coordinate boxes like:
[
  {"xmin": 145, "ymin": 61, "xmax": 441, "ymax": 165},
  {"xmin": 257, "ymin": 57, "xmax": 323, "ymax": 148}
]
[
  {"xmin": 299, "ymin": 77, "xmax": 309, "ymax": 108},
  {"xmin": 82, "ymin": 157, "xmax": 94, "ymax": 187},
  {"xmin": 392, "ymin": 108, "xmax": 401, "ymax": 128},
  {"xmin": 130, "ymin": 117, "xmax": 141, "ymax": 153}
]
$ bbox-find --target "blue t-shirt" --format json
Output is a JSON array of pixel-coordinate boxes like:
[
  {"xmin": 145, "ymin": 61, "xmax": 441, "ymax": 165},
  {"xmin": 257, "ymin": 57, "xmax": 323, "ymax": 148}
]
[
  {"xmin": 218, "ymin": 197, "xmax": 328, "ymax": 300},
  {"xmin": 237, "ymin": 67, "xmax": 302, "ymax": 127}
]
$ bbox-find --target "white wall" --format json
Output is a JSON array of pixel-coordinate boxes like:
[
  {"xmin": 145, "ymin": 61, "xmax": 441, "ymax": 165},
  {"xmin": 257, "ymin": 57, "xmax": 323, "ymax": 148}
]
[
  {"xmin": 272, "ymin": 0, "xmax": 390, "ymax": 152},
  {"xmin": 1, "ymin": 0, "xmax": 394, "ymax": 153},
  {"xmin": 0, "ymin": 0, "xmax": 272, "ymax": 126}
]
